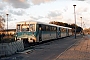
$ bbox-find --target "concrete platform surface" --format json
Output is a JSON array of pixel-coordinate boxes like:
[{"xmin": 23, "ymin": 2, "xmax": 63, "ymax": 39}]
[{"xmin": 55, "ymin": 35, "xmax": 90, "ymax": 60}]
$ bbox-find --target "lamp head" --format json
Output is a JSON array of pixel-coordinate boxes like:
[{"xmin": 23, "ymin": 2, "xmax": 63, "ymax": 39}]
[
  {"xmin": 6, "ymin": 14, "xmax": 9, "ymax": 16},
  {"xmin": 73, "ymin": 5, "xmax": 76, "ymax": 6},
  {"xmin": 80, "ymin": 17, "xmax": 82, "ymax": 18}
]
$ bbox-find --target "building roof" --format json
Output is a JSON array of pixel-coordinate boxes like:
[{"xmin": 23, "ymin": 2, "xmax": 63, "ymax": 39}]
[{"xmin": 0, "ymin": 29, "xmax": 16, "ymax": 32}]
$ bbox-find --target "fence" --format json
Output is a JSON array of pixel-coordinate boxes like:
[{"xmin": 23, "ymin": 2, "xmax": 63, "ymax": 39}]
[{"xmin": 0, "ymin": 40, "xmax": 24, "ymax": 57}]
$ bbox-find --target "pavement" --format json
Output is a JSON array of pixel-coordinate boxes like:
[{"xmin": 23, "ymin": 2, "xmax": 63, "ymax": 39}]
[{"xmin": 55, "ymin": 35, "xmax": 90, "ymax": 60}]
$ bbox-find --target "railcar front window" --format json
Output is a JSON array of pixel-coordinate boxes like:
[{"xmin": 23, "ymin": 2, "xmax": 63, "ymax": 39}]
[
  {"xmin": 30, "ymin": 24, "xmax": 35, "ymax": 31},
  {"xmin": 21, "ymin": 24, "xmax": 29, "ymax": 31},
  {"xmin": 17, "ymin": 25, "xmax": 20, "ymax": 32}
]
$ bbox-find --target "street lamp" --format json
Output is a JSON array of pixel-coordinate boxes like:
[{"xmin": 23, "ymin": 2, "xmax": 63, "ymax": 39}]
[
  {"xmin": 80, "ymin": 17, "xmax": 82, "ymax": 28},
  {"xmin": 80, "ymin": 17, "xmax": 83, "ymax": 34},
  {"xmin": 83, "ymin": 22, "xmax": 84, "ymax": 29},
  {"xmin": 83, "ymin": 21, "xmax": 86, "ymax": 29},
  {"xmin": 73, "ymin": 5, "xmax": 76, "ymax": 39},
  {"xmin": 6, "ymin": 14, "xmax": 9, "ymax": 35}
]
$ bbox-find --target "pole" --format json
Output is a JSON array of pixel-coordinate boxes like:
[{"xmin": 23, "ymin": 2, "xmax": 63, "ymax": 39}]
[
  {"xmin": 80, "ymin": 17, "xmax": 83, "ymax": 34},
  {"xmin": 80, "ymin": 17, "xmax": 82, "ymax": 28},
  {"xmin": 6, "ymin": 14, "xmax": 9, "ymax": 35},
  {"xmin": 73, "ymin": 5, "xmax": 76, "ymax": 39}
]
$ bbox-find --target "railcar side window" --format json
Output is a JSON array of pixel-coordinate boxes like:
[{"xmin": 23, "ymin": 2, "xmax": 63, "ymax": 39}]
[
  {"xmin": 46, "ymin": 25, "xmax": 50, "ymax": 31},
  {"xmin": 30, "ymin": 24, "xmax": 35, "ymax": 31},
  {"xmin": 21, "ymin": 24, "xmax": 29, "ymax": 31},
  {"xmin": 62, "ymin": 28, "xmax": 66, "ymax": 32},
  {"xmin": 69, "ymin": 29, "xmax": 72, "ymax": 33},
  {"xmin": 41, "ymin": 25, "xmax": 45, "ymax": 31},
  {"xmin": 51, "ymin": 27, "xmax": 54, "ymax": 31},
  {"xmin": 54, "ymin": 27, "xmax": 56, "ymax": 31},
  {"xmin": 46, "ymin": 26, "xmax": 48, "ymax": 31},
  {"xmin": 50, "ymin": 26, "xmax": 52, "ymax": 31}
]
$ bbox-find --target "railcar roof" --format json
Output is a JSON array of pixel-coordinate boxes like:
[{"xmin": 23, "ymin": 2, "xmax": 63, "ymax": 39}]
[
  {"xmin": 17, "ymin": 20, "xmax": 72, "ymax": 29},
  {"xmin": 17, "ymin": 20, "xmax": 57, "ymax": 26},
  {"xmin": 17, "ymin": 20, "xmax": 47, "ymax": 24}
]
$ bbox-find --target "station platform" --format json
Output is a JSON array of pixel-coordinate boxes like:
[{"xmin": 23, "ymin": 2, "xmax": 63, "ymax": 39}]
[{"xmin": 55, "ymin": 35, "xmax": 90, "ymax": 60}]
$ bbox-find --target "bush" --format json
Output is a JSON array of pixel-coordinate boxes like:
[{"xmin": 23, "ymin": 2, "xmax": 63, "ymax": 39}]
[{"xmin": 0, "ymin": 35, "xmax": 15, "ymax": 43}]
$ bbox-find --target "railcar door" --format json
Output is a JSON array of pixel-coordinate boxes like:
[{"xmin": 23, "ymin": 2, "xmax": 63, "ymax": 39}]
[
  {"xmin": 58, "ymin": 27, "xmax": 61, "ymax": 38},
  {"xmin": 39, "ymin": 24, "xmax": 42, "ymax": 42},
  {"xmin": 66, "ymin": 29, "xmax": 68, "ymax": 36}
]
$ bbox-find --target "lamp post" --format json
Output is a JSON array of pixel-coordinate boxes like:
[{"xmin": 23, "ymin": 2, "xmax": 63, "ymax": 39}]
[
  {"xmin": 6, "ymin": 14, "xmax": 9, "ymax": 35},
  {"xmin": 80, "ymin": 17, "xmax": 82, "ymax": 28},
  {"xmin": 80, "ymin": 17, "xmax": 83, "ymax": 34},
  {"xmin": 83, "ymin": 22, "xmax": 84, "ymax": 29},
  {"xmin": 73, "ymin": 5, "xmax": 76, "ymax": 39}
]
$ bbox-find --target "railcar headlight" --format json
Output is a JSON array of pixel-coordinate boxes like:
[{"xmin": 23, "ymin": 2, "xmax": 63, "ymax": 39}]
[
  {"xmin": 30, "ymin": 38, "xmax": 33, "ymax": 40},
  {"xmin": 28, "ymin": 37, "xmax": 36, "ymax": 43}
]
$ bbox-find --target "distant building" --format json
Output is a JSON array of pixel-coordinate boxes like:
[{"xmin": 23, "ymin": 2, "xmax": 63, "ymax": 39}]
[{"xmin": 0, "ymin": 29, "xmax": 16, "ymax": 35}]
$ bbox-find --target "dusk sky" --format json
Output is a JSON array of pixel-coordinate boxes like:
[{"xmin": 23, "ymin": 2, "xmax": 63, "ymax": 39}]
[{"xmin": 0, "ymin": 0, "xmax": 90, "ymax": 29}]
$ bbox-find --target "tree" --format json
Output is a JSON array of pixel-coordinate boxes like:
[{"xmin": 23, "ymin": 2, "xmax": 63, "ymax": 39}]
[
  {"xmin": 70, "ymin": 24, "xmax": 83, "ymax": 33},
  {"xmin": 77, "ymin": 27, "xmax": 83, "ymax": 33},
  {"xmin": 49, "ymin": 21, "xmax": 65, "ymax": 26},
  {"xmin": 83, "ymin": 28, "xmax": 90, "ymax": 34},
  {"xmin": 64, "ymin": 23, "xmax": 69, "ymax": 27},
  {"xmin": 49, "ymin": 21, "xmax": 83, "ymax": 33},
  {"xmin": 70, "ymin": 24, "xmax": 78, "ymax": 29},
  {"xmin": 0, "ymin": 15, "xmax": 5, "ymax": 30}
]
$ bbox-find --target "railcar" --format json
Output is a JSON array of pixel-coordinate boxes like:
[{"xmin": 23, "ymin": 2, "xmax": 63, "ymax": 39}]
[
  {"xmin": 16, "ymin": 21, "xmax": 72, "ymax": 43},
  {"xmin": 68, "ymin": 28, "xmax": 72, "ymax": 36},
  {"xmin": 57, "ymin": 26, "xmax": 72, "ymax": 38}
]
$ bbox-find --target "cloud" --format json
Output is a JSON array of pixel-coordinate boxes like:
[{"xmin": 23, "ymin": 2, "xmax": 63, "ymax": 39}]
[
  {"xmin": 75, "ymin": 3, "xmax": 90, "ymax": 19},
  {"xmin": 10, "ymin": 9, "xmax": 25, "ymax": 15},
  {"xmin": 78, "ymin": 0, "xmax": 85, "ymax": 1},
  {"xmin": 47, "ymin": 11, "xmax": 62, "ymax": 19},
  {"xmin": 31, "ymin": 0, "xmax": 56, "ymax": 5},
  {"xmin": 86, "ymin": 0, "xmax": 90, "ymax": 4},
  {"xmin": 76, "ymin": 7, "xmax": 88, "ymax": 15},
  {"xmin": 5, "ymin": 21, "xmax": 16, "ymax": 29},
  {"xmin": 30, "ymin": 16, "xmax": 44, "ymax": 20},
  {"xmin": 3, "ymin": 0, "xmax": 30, "ymax": 9},
  {"xmin": 43, "ymin": 10, "xmax": 64, "ymax": 23},
  {"xmin": 72, "ymin": 0, "xmax": 86, "ymax": 1},
  {"xmin": 0, "ymin": 2, "xmax": 6, "ymax": 10}
]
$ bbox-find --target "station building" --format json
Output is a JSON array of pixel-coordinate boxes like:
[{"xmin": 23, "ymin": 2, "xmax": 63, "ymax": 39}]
[{"xmin": 0, "ymin": 29, "xmax": 16, "ymax": 35}]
